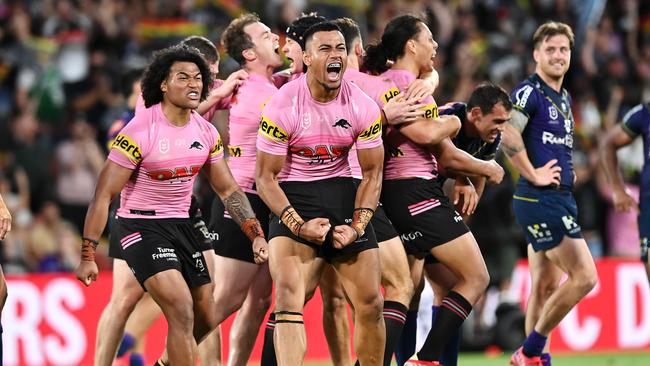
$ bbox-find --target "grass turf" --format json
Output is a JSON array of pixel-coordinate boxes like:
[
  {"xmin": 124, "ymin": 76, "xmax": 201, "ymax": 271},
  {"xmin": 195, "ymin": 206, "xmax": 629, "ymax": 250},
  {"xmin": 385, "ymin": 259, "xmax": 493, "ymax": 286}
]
[{"xmin": 302, "ymin": 351, "xmax": 650, "ymax": 366}]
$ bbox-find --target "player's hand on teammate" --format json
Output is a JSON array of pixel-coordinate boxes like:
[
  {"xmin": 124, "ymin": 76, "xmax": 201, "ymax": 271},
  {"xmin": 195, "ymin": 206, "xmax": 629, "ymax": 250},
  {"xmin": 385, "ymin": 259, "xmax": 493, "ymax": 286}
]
[
  {"xmin": 0, "ymin": 202, "xmax": 11, "ymax": 240},
  {"xmin": 252, "ymin": 236, "xmax": 270, "ymax": 264},
  {"xmin": 332, "ymin": 225, "xmax": 358, "ymax": 249},
  {"xmin": 612, "ymin": 187, "xmax": 639, "ymax": 213},
  {"xmin": 76, "ymin": 260, "xmax": 99, "ymax": 287},
  {"xmin": 453, "ymin": 178, "xmax": 478, "ymax": 215},
  {"xmin": 300, "ymin": 218, "xmax": 331, "ymax": 244},
  {"xmin": 383, "ymin": 95, "xmax": 426, "ymax": 125},
  {"xmin": 532, "ymin": 159, "xmax": 562, "ymax": 187},
  {"xmin": 485, "ymin": 160, "xmax": 505, "ymax": 185},
  {"xmin": 214, "ymin": 69, "xmax": 249, "ymax": 98}
]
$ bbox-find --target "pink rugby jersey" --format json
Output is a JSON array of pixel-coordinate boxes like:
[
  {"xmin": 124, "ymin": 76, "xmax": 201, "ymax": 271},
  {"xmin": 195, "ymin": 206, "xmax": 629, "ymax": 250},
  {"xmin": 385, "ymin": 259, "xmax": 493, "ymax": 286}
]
[
  {"xmin": 381, "ymin": 69, "xmax": 439, "ymax": 180},
  {"xmin": 344, "ymin": 69, "xmax": 400, "ymax": 178},
  {"xmin": 227, "ymin": 74, "xmax": 278, "ymax": 192},
  {"xmin": 257, "ymin": 74, "xmax": 382, "ymax": 182},
  {"xmin": 108, "ymin": 103, "xmax": 224, "ymax": 219}
]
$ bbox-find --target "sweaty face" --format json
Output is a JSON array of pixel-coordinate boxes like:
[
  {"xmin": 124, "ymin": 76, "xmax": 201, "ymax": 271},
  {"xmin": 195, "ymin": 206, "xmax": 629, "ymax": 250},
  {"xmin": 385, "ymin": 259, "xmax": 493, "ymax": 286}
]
[
  {"xmin": 304, "ymin": 30, "xmax": 347, "ymax": 90},
  {"xmin": 161, "ymin": 61, "xmax": 203, "ymax": 109},
  {"xmin": 412, "ymin": 22, "xmax": 438, "ymax": 74},
  {"xmin": 534, "ymin": 34, "xmax": 571, "ymax": 80},
  {"xmin": 245, "ymin": 21, "xmax": 283, "ymax": 68},
  {"xmin": 475, "ymin": 103, "xmax": 510, "ymax": 143},
  {"xmin": 282, "ymin": 37, "xmax": 303, "ymax": 74}
]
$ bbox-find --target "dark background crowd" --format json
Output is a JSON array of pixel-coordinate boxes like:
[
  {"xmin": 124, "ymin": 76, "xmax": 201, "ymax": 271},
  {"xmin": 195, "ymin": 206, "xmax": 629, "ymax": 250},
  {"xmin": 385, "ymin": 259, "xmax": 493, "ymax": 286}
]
[{"xmin": 0, "ymin": 0, "xmax": 647, "ymax": 299}]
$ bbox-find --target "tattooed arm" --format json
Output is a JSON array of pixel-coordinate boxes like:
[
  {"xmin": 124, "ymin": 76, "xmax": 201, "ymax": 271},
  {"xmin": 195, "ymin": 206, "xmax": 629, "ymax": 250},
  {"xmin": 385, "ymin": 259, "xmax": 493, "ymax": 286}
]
[
  {"xmin": 203, "ymin": 159, "xmax": 268, "ymax": 263},
  {"xmin": 502, "ymin": 110, "xmax": 561, "ymax": 186}
]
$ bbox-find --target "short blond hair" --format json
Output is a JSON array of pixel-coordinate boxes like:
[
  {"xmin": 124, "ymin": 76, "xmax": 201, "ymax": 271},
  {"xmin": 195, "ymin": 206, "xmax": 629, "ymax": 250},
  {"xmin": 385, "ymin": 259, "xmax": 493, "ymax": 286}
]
[{"xmin": 532, "ymin": 21, "xmax": 574, "ymax": 49}]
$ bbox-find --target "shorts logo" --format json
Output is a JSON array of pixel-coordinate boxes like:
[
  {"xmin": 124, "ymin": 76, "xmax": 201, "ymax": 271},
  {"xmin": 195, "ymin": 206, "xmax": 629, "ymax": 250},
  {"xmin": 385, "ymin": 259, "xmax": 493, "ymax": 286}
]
[
  {"xmin": 453, "ymin": 211, "xmax": 463, "ymax": 222},
  {"xmin": 527, "ymin": 223, "xmax": 553, "ymax": 243},
  {"xmin": 210, "ymin": 137, "xmax": 224, "ymax": 157},
  {"xmin": 381, "ymin": 87, "xmax": 400, "ymax": 104},
  {"xmin": 121, "ymin": 232, "xmax": 142, "ymax": 250},
  {"xmin": 152, "ymin": 247, "xmax": 178, "ymax": 261},
  {"xmin": 192, "ymin": 252, "xmax": 205, "ymax": 272},
  {"xmin": 400, "ymin": 231, "xmax": 423, "ymax": 242},
  {"xmin": 561, "ymin": 215, "xmax": 580, "ymax": 233},
  {"xmin": 408, "ymin": 199, "xmax": 440, "ymax": 216},
  {"xmin": 159, "ymin": 138, "xmax": 170, "ymax": 154},
  {"xmin": 259, "ymin": 116, "xmax": 289, "ymax": 142},
  {"xmin": 357, "ymin": 117, "xmax": 382, "ymax": 141},
  {"xmin": 548, "ymin": 106, "xmax": 558, "ymax": 120},
  {"xmin": 112, "ymin": 134, "xmax": 142, "ymax": 163},
  {"xmin": 228, "ymin": 145, "xmax": 242, "ymax": 157},
  {"xmin": 515, "ymin": 85, "xmax": 533, "ymax": 108}
]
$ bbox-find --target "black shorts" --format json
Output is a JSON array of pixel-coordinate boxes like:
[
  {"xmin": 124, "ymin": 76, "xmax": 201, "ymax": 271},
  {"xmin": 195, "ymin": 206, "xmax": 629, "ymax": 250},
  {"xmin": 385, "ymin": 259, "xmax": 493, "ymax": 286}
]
[
  {"xmin": 210, "ymin": 192, "xmax": 270, "ymax": 263},
  {"xmin": 114, "ymin": 217, "xmax": 211, "ymax": 289},
  {"xmin": 352, "ymin": 178, "xmax": 399, "ymax": 243},
  {"xmin": 269, "ymin": 177, "xmax": 378, "ymax": 263},
  {"xmin": 108, "ymin": 214, "xmax": 123, "ymax": 259},
  {"xmin": 381, "ymin": 178, "xmax": 469, "ymax": 257}
]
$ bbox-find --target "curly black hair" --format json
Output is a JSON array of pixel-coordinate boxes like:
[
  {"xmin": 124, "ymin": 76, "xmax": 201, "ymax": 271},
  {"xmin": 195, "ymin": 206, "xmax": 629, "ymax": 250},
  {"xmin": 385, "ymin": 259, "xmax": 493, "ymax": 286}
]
[{"xmin": 141, "ymin": 45, "xmax": 213, "ymax": 108}]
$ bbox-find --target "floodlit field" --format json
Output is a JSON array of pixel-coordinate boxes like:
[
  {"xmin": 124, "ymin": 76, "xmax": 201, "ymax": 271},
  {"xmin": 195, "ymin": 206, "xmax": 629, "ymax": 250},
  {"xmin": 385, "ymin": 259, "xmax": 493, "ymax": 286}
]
[{"xmin": 299, "ymin": 352, "xmax": 650, "ymax": 366}]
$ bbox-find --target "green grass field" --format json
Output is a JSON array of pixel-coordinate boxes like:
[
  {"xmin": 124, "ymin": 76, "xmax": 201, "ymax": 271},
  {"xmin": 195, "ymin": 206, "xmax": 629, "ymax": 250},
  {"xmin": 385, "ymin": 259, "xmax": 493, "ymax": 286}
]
[{"xmin": 300, "ymin": 352, "xmax": 650, "ymax": 366}]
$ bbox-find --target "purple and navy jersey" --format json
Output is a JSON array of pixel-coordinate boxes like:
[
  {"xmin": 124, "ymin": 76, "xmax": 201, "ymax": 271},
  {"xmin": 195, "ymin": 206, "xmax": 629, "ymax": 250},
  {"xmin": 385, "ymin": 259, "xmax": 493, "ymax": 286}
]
[
  {"xmin": 622, "ymin": 103, "xmax": 650, "ymax": 199},
  {"xmin": 511, "ymin": 74, "xmax": 574, "ymax": 189},
  {"xmin": 439, "ymin": 102, "xmax": 500, "ymax": 161}
]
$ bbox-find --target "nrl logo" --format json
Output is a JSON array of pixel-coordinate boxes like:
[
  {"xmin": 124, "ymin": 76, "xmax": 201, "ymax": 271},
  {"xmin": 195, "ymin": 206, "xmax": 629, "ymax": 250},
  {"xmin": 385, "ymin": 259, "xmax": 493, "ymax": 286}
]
[
  {"xmin": 159, "ymin": 138, "xmax": 170, "ymax": 154},
  {"xmin": 301, "ymin": 113, "xmax": 311, "ymax": 129}
]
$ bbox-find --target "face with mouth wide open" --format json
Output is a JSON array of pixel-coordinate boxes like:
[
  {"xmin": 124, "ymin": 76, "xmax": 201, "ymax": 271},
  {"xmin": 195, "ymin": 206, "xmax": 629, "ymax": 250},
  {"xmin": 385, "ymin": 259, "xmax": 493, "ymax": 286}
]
[
  {"xmin": 303, "ymin": 30, "xmax": 347, "ymax": 92},
  {"xmin": 161, "ymin": 61, "xmax": 204, "ymax": 110}
]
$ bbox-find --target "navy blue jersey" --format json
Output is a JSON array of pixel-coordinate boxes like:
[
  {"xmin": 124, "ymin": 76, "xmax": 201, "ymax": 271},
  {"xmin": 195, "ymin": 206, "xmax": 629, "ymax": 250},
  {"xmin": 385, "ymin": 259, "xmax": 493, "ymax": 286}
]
[
  {"xmin": 439, "ymin": 102, "xmax": 501, "ymax": 161},
  {"xmin": 511, "ymin": 74, "xmax": 574, "ymax": 189},
  {"xmin": 622, "ymin": 103, "xmax": 650, "ymax": 199}
]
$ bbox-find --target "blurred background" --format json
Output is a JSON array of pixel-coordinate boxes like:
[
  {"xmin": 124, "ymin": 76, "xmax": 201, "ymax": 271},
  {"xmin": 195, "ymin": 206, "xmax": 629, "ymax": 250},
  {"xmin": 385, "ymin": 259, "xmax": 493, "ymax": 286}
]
[{"xmin": 0, "ymin": 0, "xmax": 649, "ymax": 364}]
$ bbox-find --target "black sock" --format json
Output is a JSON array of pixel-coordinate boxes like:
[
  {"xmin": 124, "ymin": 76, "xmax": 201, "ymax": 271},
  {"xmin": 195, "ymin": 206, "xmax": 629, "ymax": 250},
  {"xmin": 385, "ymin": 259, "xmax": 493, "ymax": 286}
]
[
  {"xmin": 383, "ymin": 301, "xmax": 409, "ymax": 366},
  {"xmin": 260, "ymin": 313, "xmax": 277, "ymax": 366},
  {"xmin": 417, "ymin": 291, "xmax": 472, "ymax": 361}
]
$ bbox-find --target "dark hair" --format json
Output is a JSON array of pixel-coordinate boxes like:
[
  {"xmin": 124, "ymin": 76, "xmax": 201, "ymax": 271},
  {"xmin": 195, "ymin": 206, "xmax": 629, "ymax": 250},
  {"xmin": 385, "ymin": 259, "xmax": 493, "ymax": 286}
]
[
  {"xmin": 364, "ymin": 15, "xmax": 425, "ymax": 74},
  {"xmin": 332, "ymin": 17, "xmax": 361, "ymax": 54},
  {"xmin": 221, "ymin": 13, "xmax": 260, "ymax": 65},
  {"xmin": 180, "ymin": 36, "xmax": 219, "ymax": 64},
  {"xmin": 286, "ymin": 12, "xmax": 327, "ymax": 49},
  {"xmin": 532, "ymin": 21, "xmax": 575, "ymax": 49},
  {"xmin": 120, "ymin": 68, "xmax": 143, "ymax": 98},
  {"xmin": 467, "ymin": 82, "xmax": 513, "ymax": 115},
  {"xmin": 302, "ymin": 21, "xmax": 343, "ymax": 51},
  {"xmin": 141, "ymin": 45, "xmax": 212, "ymax": 108}
]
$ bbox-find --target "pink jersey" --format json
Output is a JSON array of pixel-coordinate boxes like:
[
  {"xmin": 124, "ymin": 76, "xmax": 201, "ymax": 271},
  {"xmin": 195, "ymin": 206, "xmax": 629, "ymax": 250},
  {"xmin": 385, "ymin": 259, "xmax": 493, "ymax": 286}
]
[
  {"xmin": 272, "ymin": 70, "xmax": 303, "ymax": 89},
  {"xmin": 344, "ymin": 69, "xmax": 400, "ymax": 178},
  {"xmin": 228, "ymin": 73, "xmax": 278, "ymax": 192},
  {"xmin": 135, "ymin": 79, "xmax": 231, "ymax": 121},
  {"xmin": 108, "ymin": 103, "xmax": 224, "ymax": 218},
  {"xmin": 381, "ymin": 69, "xmax": 439, "ymax": 180},
  {"xmin": 257, "ymin": 74, "xmax": 382, "ymax": 182}
]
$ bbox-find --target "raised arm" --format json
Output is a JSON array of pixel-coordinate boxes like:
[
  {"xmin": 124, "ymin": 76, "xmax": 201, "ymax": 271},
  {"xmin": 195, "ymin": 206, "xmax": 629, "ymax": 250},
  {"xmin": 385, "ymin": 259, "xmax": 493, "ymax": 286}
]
[{"xmin": 599, "ymin": 124, "xmax": 638, "ymax": 212}]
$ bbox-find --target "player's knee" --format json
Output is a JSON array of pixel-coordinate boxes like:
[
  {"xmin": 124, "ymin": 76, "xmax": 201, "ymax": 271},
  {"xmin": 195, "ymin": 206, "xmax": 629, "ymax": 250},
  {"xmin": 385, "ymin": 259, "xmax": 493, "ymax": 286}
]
[
  {"xmin": 114, "ymin": 291, "xmax": 142, "ymax": 316},
  {"xmin": 166, "ymin": 300, "xmax": 195, "ymax": 329},
  {"xmin": 574, "ymin": 269, "xmax": 598, "ymax": 297},
  {"xmin": 353, "ymin": 292, "xmax": 383, "ymax": 322},
  {"xmin": 322, "ymin": 291, "xmax": 347, "ymax": 313},
  {"xmin": 274, "ymin": 283, "xmax": 303, "ymax": 309},
  {"xmin": 473, "ymin": 267, "xmax": 490, "ymax": 294},
  {"xmin": 0, "ymin": 277, "xmax": 7, "ymax": 307}
]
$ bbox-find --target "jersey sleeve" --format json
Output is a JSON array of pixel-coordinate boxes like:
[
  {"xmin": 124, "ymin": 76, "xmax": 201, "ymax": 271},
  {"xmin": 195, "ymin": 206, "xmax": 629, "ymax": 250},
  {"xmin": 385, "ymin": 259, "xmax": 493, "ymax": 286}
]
[
  {"xmin": 377, "ymin": 80, "xmax": 401, "ymax": 106},
  {"xmin": 511, "ymin": 82, "xmax": 538, "ymax": 119},
  {"xmin": 354, "ymin": 91, "xmax": 383, "ymax": 149},
  {"xmin": 207, "ymin": 124, "xmax": 225, "ymax": 164},
  {"xmin": 621, "ymin": 104, "xmax": 646, "ymax": 138},
  {"xmin": 256, "ymin": 95, "xmax": 292, "ymax": 156},
  {"xmin": 107, "ymin": 113, "xmax": 147, "ymax": 169}
]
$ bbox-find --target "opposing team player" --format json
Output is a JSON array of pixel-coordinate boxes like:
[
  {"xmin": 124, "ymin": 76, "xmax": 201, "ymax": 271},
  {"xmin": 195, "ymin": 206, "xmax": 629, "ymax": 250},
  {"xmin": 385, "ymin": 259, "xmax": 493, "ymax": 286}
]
[
  {"xmin": 256, "ymin": 21, "xmax": 386, "ymax": 365},
  {"xmin": 502, "ymin": 21, "xmax": 597, "ymax": 366},
  {"xmin": 75, "ymin": 45, "xmax": 268, "ymax": 365}
]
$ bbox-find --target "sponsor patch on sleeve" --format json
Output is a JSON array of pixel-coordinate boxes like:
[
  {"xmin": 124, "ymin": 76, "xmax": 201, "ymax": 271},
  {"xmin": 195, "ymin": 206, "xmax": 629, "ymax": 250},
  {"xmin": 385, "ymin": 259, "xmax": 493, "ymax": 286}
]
[
  {"xmin": 357, "ymin": 116, "xmax": 382, "ymax": 141},
  {"xmin": 111, "ymin": 134, "xmax": 143, "ymax": 163},
  {"xmin": 421, "ymin": 103, "xmax": 438, "ymax": 119},
  {"xmin": 210, "ymin": 136, "xmax": 224, "ymax": 158},
  {"xmin": 259, "ymin": 116, "xmax": 289, "ymax": 142},
  {"xmin": 380, "ymin": 87, "xmax": 401, "ymax": 105}
]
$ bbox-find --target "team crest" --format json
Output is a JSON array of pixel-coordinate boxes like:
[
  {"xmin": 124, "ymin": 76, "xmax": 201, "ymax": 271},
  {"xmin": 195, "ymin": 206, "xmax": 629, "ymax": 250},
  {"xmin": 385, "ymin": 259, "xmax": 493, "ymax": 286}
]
[
  {"xmin": 159, "ymin": 138, "xmax": 170, "ymax": 153},
  {"xmin": 301, "ymin": 113, "xmax": 312, "ymax": 129},
  {"xmin": 548, "ymin": 106, "xmax": 558, "ymax": 120}
]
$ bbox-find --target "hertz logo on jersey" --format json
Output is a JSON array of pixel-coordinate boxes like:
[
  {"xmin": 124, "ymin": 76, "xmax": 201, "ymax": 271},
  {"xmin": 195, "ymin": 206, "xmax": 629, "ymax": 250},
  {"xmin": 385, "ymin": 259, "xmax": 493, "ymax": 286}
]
[
  {"xmin": 357, "ymin": 116, "xmax": 382, "ymax": 141},
  {"xmin": 259, "ymin": 116, "xmax": 288, "ymax": 142},
  {"xmin": 112, "ymin": 134, "xmax": 142, "ymax": 164},
  {"xmin": 381, "ymin": 87, "xmax": 401, "ymax": 105},
  {"xmin": 422, "ymin": 103, "xmax": 438, "ymax": 119},
  {"xmin": 228, "ymin": 145, "xmax": 242, "ymax": 157},
  {"xmin": 210, "ymin": 136, "xmax": 223, "ymax": 158}
]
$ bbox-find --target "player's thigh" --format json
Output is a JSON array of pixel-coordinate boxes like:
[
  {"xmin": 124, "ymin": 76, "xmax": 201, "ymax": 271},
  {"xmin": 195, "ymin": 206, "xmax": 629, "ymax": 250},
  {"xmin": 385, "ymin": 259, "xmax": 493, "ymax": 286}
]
[
  {"xmin": 424, "ymin": 262, "xmax": 458, "ymax": 300},
  {"xmin": 212, "ymin": 255, "xmax": 262, "ymax": 301},
  {"xmin": 544, "ymin": 236, "xmax": 596, "ymax": 282},
  {"xmin": 269, "ymin": 235, "xmax": 320, "ymax": 309},
  {"xmin": 333, "ymin": 248, "xmax": 382, "ymax": 306},
  {"xmin": 144, "ymin": 269, "xmax": 194, "ymax": 318},
  {"xmin": 429, "ymin": 231, "xmax": 487, "ymax": 283},
  {"xmin": 527, "ymin": 244, "xmax": 563, "ymax": 292},
  {"xmin": 379, "ymin": 236, "xmax": 411, "ymax": 290},
  {"xmin": 110, "ymin": 259, "xmax": 145, "ymax": 304}
]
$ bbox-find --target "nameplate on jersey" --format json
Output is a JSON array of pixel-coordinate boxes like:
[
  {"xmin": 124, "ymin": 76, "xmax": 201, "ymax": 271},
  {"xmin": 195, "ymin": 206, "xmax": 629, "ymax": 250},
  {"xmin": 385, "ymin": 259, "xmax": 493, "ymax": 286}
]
[
  {"xmin": 381, "ymin": 87, "xmax": 401, "ymax": 105},
  {"xmin": 112, "ymin": 133, "xmax": 142, "ymax": 163},
  {"xmin": 357, "ymin": 117, "xmax": 382, "ymax": 141},
  {"xmin": 259, "ymin": 116, "xmax": 289, "ymax": 142}
]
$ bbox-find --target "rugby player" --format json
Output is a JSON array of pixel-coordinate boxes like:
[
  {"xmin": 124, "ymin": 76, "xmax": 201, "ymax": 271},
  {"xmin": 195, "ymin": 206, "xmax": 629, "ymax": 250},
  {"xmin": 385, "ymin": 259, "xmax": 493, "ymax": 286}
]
[{"xmin": 0, "ymin": 193, "xmax": 11, "ymax": 361}]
